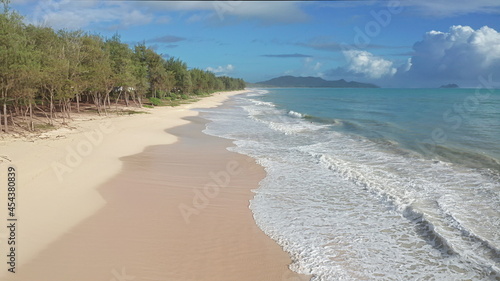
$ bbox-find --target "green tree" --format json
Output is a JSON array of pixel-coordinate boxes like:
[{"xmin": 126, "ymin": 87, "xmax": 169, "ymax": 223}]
[
  {"xmin": 144, "ymin": 48, "xmax": 168, "ymax": 98},
  {"xmin": 80, "ymin": 34, "xmax": 115, "ymax": 115},
  {"xmin": 58, "ymin": 30, "xmax": 84, "ymax": 112},
  {"xmin": 26, "ymin": 25, "xmax": 69, "ymax": 123},
  {"xmin": 0, "ymin": 5, "xmax": 39, "ymax": 132},
  {"xmin": 165, "ymin": 57, "xmax": 192, "ymax": 94},
  {"xmin": 0, "ymin": 1, "xmax": 246, "ymax": 132},
  {"xmin": 106, "ymin": 33, "xmax": 137, "ymax": 106},
  {"xmin": 132, "ymin": 43, "xmax": 149, "ymax": 106}
]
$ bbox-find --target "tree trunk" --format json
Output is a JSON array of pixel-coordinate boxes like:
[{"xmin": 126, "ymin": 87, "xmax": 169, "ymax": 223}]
[
  {"xmin": 61, "ymin": 101, "xmax": 66, "ymax": 124},
  {"xmin": 9, "ymin": 108, "xmax": 15, "ymax": 128},
  {"xmin": 67, "ymin": 100, "xmax": 71, "ymax": 119},
  {"xmin": 93, "ymin": 93, "xmax": 101, "ymax": 116},
  {"xmin": 49, "ymin": 93, "xmax": 54, "ymax": 125},
  {"xmin": 100, "ymin": 92, "xmax": 107, "ymax": 116},
  {"xmin": 23, "ymin": 105, "xmax": 28, "ymax": 124},
  {"xmin": 76, "ymin": 93, "xmax": 80, "ymax": 112},
  {"xmin": 3, "ymin": 103, "xmax": 8, "ymax": 133},
  {"xmin": 115, "ymin": 91, "xmax": 123, "ymax": 115},
  {"xmin": 29, "ymin": 103, "xmax": 34, "ymax": 131},
  {"xmin": 103, "ymin": 93, "xmax": 108, "ymax": 116}
]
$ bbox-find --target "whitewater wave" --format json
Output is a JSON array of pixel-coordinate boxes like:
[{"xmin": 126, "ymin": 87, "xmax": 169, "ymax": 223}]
[
  {"xmin": 288, "ymin": 110, "xmax": 305, "ymax": 118},
  {"xmin": 201, "ymin": 89, "xmax": 500, "ymax": 280}
]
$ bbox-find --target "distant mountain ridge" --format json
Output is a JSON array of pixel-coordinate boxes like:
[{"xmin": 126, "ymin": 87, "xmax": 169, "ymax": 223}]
[
  {"xmin": 255, "ymin": 76, "xmax": 379, "ymax": 88},
  {"xmin": 440, "ymin": 83, "xmax": 459, "ymax": 88}
]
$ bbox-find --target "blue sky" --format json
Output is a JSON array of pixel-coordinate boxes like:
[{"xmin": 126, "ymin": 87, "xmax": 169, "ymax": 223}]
[{"xmin": 11, "ymin": 0, "xmax": 500, "ymax": 87}]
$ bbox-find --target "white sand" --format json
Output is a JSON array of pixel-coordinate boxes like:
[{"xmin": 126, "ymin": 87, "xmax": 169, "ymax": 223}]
[{"xmin": 0, "ymin": 91, "xmax": 243, "ymax": 275}]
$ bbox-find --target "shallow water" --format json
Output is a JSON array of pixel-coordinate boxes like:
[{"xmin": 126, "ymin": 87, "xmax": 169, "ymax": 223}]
[{"xmin": 201, "ymin": 88, "xmax": 500, "ymax": 280}]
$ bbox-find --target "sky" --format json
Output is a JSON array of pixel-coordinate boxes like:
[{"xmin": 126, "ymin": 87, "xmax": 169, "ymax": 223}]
[{"xmin": 10, "ymin": 0, "xmax": 500, "ymax": 87}]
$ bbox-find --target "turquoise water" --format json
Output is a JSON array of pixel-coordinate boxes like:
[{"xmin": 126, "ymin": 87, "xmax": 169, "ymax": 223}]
[
  {"xmin": 201, "ymin": 88, "xmax": 500, "ymax": 280},
  {"xmin": 260, "ymin": 88, "xmax": 500, "ymax": 172}
]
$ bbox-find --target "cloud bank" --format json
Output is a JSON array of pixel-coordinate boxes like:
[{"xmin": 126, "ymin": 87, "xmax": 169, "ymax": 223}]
[
  {"xmin": 29, "ymin": 1, "xmax": 153, "ymax": 30},
  {"xmin": 206, "ymin": 64, "xmax": 235, "ymax": 76},
  {"xmin": 26, "ymin": 0, "xmax": 308, "ymax": 30},
  {"xmin": 344, "ymin": 50, "xmax": 397, "ymax": 79},
  {"xmin": 404, "ymin": 0, "xmax": 500, "ymax": 17},
  {"xmin": 262, "ymin": 53, "xmax": 312, "ymax": 58},
  {"xmin": 149, "ymin": 36, "xmax": 186, "ymax": 44},
  {"xmin": 404, "ymin": 25, "xmax": 500, "ymax": 85},
  {"xmin": 326, "ymin": 25, "xmax": 500, "ymax": 87}
]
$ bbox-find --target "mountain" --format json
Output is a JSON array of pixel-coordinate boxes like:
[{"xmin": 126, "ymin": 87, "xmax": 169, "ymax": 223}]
[
  {"xmin": 440, "ymin": 83, "xmax": 459, "ymax": 88},
  {"xmin": 255, "ymin": 76, "xmax": 379, "ymax": 88}
]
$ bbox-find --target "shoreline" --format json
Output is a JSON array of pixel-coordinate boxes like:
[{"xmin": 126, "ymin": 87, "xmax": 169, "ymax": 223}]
[{"xmin": 0, "ymin": 90, "xmax": 308, "ymax": 280}]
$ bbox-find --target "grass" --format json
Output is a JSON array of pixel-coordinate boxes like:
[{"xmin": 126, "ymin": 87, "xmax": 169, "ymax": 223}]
[
  {"xmin": 35, "ymin": 123, "xmax": 56, "ymax": 130},
  {"xmin": 145, "ymin": 93, "xmax": 211, "ymax": 107},
  {"xmin": 120, "ymin": 110, "xmax": 148, "ymax": 115},
  {"xmin": 179, "ymin": 98, "xmax": 200, "ymax": 104}
]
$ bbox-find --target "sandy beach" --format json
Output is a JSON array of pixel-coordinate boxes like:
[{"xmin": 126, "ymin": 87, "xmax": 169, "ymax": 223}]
[{"xmin": 0, "ymin": 90, "xmax": 308, "ymax": 281}]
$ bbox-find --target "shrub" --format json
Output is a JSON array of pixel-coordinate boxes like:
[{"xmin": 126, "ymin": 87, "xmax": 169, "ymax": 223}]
[{"xmin": 148, "ymin": 97, "xmax": 162, "ymax": 106}]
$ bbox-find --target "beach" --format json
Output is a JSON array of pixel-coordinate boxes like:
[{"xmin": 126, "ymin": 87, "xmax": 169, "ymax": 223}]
[{"xmin": 0, "ymin": 90, "xmax": 308, "ymax": 281}]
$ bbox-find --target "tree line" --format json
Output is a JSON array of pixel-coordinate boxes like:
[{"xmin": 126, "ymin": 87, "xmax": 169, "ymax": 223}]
[{"xmin": 0, "ymin": 2, "xmax": 245, "ymax": 133}]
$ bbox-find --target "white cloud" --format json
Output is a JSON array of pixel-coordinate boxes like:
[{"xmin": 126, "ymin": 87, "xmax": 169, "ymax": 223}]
[
  {"xmin": 140, "ymin": 1, "xmax": 308, "ymax": 24},
  {"xmin": 26, "ymin": 1, "xmax": 307, "ymax": 31},
  {"xmin": 119, "ymin": 9, "xmax": 152, "ymax": 27},
  {"xmin": 156, "ymin": 16, "xmax": 172, "ymax": 25},
  {"xmin": 328, "ymin": 25, "xmax": 500, "ymax": 86},
  {"xmin": 186, "ymin": 13, "xmax": 209, "ymax": 24},
  {"xmin": 303, "ymin": 57, "xmax": 324, "ymax": 77},
  {"xmin": 343, "ymin": 50, "xmax": 396, "ymax": 79},
  {"xmin": 406, "ymin": 25, "xmax": 500, "ymax": 83},
  {"xmin": 280, "ymin": 57, "xmax": 325, "ymax": 78},
  {"xmin": 404, "ymin": 0, "xmax": 500, "ymax": 17},
  {"xmin": 28, "ymin": 0, "xmax": 152, "ymax": 30},
  {"xmin": 206, "ymin": 64, "xmax": 235, "ymax": 76},
  {"xmin": 218, "ymin": 2, "xmax": 308, "ymax": 23},
  {"xmin": 399, "ymin": 58, "xmax": 412, "ymax": 73}
]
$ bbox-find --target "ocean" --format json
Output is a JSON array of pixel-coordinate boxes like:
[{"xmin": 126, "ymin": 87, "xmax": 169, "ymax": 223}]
[{"xmin": 200, "ymin": 88, "xmax": 500, "ymax": 280}]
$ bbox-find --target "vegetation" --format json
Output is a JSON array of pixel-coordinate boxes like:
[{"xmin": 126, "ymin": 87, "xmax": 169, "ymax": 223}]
[{"xmin": 0, "ymin": 1, "xmax": 245, "ymax": 133}]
